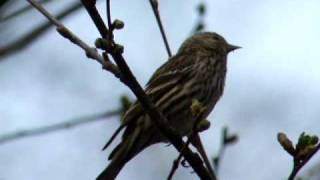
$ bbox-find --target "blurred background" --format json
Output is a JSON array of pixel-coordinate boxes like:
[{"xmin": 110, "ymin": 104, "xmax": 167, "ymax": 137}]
[{"xmin": 1, "ymin": 0, "xmax": 320, "ymax": 179}]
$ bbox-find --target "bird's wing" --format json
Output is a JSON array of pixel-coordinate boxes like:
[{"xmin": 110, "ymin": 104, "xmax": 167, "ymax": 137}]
[
  {"xmin": 146, "ymin": 53, "xmax": 195, "ymax": 86},
  {"xmin": 121, "ymin": 65, "xmax": 194, "ymax": 132},
  {"xmin": 121, "ymin": 56, "xmax": 197, "ymax": 138},
  {"xmin": 122, "ymin": 53, "xmax": 195, "ymax": 125},
  {"xmin": 145, "ymin": 67, "xmax": 192, "ymax": 99}
]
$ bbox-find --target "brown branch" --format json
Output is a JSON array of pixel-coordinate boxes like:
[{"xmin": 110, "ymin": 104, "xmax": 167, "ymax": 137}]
[
  {"xmin": 0, "ymin": 109, "xmax": 121, "ymax": 145},
  {"xmin": 0, "ymin": 1, "xmax": 82, "ymax": 60},
  {"xmin": 27, "ymin": 0, "xmax": 212, "ymax": 179},
  {"xmin": 148, "ymin": 0, "xmax": 172, "ymax": 57},
  {"xmin": 288, "ymin": 143, "xmax": 320, "ymax": 180}
]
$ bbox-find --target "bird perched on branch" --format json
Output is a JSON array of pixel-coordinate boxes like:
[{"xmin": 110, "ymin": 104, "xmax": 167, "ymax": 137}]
[{"xmin": 97, "ymin": 32, "xmax": 240, "ymax": 180}]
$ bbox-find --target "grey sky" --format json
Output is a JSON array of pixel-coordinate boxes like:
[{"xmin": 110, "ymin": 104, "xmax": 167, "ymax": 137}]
[{"xmin": 0, "ymin": 0, "xmax": 320, "ymax": 180}]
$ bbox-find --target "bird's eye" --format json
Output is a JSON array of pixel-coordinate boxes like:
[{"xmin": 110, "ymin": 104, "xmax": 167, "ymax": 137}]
[{"xmin": 213, "ymin": 36, "xmax": 219, "ymax": 40}]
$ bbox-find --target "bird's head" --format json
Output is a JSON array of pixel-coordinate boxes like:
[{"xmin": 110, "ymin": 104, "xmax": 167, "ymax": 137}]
[{"xmin": 178, "ymin": 32, "xmax": 241, "ymax": 55}]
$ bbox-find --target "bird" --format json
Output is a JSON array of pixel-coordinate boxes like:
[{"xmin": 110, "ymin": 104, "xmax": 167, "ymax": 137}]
[{"xmin": 97, "ymin": 32, "xmax": 240, "ymax": 180}]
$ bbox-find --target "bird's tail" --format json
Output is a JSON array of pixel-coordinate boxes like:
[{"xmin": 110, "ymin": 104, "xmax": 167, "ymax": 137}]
[
  {"xmin": 96, "ymin": 159, "xmax": 125, "ymax": 180},
  {"xmin": 97, "ymin": 119, "xmax": 153, "ymax": 180}
]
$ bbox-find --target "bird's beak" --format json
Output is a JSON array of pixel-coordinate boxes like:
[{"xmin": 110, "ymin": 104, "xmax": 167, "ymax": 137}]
[{"xmin": 227, "ymin": 44, "xmax": 241, "ymax": 52}]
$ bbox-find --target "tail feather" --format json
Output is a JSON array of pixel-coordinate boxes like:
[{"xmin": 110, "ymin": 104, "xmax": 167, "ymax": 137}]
[
  {"xmin": 96, "ymin": 160, "xmax": 125, "ymax": 180},
  {"xmin": 97, "ymin": 120, "xmax": 151, "ymax": 180}
]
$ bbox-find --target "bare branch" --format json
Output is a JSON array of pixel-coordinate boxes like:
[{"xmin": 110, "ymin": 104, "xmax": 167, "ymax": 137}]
[
  {"xmin": 148, "ymin": 0, "xmax": 172, "ymax": 57},
  {"xmin": 0, "ymin": 1, "xmax": 82, "ymax": 59},
  {"xmin": 0, "ymin": 109, "xmax": 121, "ymax": 145}
]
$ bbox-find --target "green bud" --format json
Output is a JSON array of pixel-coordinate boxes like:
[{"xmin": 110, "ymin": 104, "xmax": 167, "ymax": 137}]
[
  {"xmin": 277, "ymin": 132, "xmax": 295, "ymax": 156},
  {"xmin": 310, "ymin": 136, "xmax": 319, "ymax": 145},
  {"xmin": 119, "ymin": 95, "xmax": 132, "ymax": 122},
  {"xmin": 95, "ymin": 38, "xmax": 113, "ymax": 51},
  {"xmin": 222, "ymin": 127, "xmax": 238, "ymax": 145},
  {"xmin": 113, "ymin": 19, "xmax": 124, "ymax": 30},
  {"xmin": 296, "ymin": 132, "xmax": 307, "ymax": 151},
  {"xmin": 196, "ymin": 119, "xmax": 210, "ymax": 132},
  {"xmin": 296, "ymin": 145, "xmax": 315, "ymax": 161},
  {"xmin": 120, "ymin": 95, "xmax": 132, "ymax": 113},
  {"xmin": 197, "ymin": 3, "xmax": 206, "ymax": 16},
  {"xmin": 191, "ymin": 99, "xmax": 206, "ymax": 116},
  {"xmin": 296, "ymin": 132, "xmax": 319, "ymax": 151},
  {"xmin": 225, "ymin": 134, "xmax": 239, "ymax": 145},
  {"xmin": 195, "ymin": 23, "xmax": 205, "ymax": 32}
]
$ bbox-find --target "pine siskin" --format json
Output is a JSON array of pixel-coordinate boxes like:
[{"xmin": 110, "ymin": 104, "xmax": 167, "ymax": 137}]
[{"xmin": 97, "ymin": 32, "xmax": 240, "ymax": 180}]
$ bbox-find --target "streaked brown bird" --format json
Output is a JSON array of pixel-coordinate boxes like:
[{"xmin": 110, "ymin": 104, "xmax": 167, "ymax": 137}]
[{"xmin": 97, "ymin": 32, "xmax": 240, "ymax": 180}]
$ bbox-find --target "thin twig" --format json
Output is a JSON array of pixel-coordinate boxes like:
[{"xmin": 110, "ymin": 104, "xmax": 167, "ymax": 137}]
[
  {"xmin": 28, "ymin": 1, "xmax": 212, "ymax": 179},
  {"xmin": 106, "ymin": 0, "xmax": 112, "ymax": 30},
  {"xmin": 148, "ymin": 0, "xmax": 172, "ymax": 57},
  {"xmin": 0, "ymin": 109, "xmax": 121, "ymax": 145},
  {"xmin": 0, "ymin": 1, "xmax": 83, "ymax": 59},
  {"xmin": 26, "ymin": 0, "xmax": 120, "ymax": 77},
  {"xmin": 288, "ymin": 143, "xmax": 320, "ymax": 180},
  {"xmin": 105, "ymin": 0, "xmax": 114, "ymax": 41}
]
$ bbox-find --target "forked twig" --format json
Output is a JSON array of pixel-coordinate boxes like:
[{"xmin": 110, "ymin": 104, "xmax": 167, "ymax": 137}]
[{"xmin": 288, "ymin": 143, "xmax": 320, "ymax": 180}]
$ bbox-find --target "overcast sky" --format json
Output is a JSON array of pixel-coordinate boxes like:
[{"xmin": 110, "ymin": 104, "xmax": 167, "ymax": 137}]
[{"xmin": 1, "ymin": 0, "xmax": 320, "ymax": 180}]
